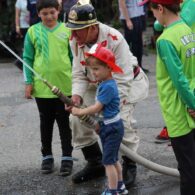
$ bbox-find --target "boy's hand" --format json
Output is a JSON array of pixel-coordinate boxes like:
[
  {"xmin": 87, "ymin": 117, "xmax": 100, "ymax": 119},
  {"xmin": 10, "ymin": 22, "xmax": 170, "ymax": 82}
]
[
  {"xmin": 188, "ymin": 109, "xmax": 195, "ymax": 119},
  {"xmin": 72, "ymin": 107, "xmax": 83, "ymax": 116},
  {"xmin": 25, "ymin": 84, "xmax": 33, "ymax": 99}
]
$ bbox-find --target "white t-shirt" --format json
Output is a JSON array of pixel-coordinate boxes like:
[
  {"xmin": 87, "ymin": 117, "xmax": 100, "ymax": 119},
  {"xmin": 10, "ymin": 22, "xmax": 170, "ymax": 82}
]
[
  {"xmin": 119, "ymin": 0, "xmax": 144, "ymax": 19},
  {"xmin": 15, "ymin": 0, "xmax": 29, "ymax": 28}
]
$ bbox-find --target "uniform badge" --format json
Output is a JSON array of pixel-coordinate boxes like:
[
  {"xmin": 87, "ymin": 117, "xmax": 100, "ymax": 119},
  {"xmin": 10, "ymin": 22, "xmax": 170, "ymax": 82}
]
[
  {"xmin": 69, "ymin": 10, "xmax": 78, "ymax": 21},
  {"xmin": 88, "ymin": 13, "xmax": 93, "ymax": 19}
]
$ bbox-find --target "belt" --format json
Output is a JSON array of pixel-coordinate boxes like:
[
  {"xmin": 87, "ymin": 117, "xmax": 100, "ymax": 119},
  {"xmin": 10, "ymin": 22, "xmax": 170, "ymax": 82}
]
[{"xmin": 103, "ymin": 114, "xmax": 121, "ymax": 125}]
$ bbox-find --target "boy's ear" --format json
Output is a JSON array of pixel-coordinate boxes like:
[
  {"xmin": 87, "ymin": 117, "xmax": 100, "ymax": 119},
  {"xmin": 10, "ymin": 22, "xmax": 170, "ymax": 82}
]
[{"xmin": 157, "ymin": 4, "xmax": 164, "ymax": 13}]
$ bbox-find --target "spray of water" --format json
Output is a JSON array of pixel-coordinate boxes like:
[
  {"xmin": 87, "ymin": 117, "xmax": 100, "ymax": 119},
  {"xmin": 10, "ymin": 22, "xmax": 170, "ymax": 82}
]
[{"xmin": 0, "ymin": 40, "xmax": 45, "ymax": 82}]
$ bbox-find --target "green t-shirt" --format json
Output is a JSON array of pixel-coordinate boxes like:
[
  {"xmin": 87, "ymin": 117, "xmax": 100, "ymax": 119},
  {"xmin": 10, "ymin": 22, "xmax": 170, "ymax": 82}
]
[
  {"xmin": 156, "ymin": 20, "xmax": 195, "ymax": 137},
  {"xmin": 23, "ymin": 22, "xmax": 72, "ymax": 98},
  {"xmin": 180, "ymin": 0, "xmax": 195, "ymax": 32}
]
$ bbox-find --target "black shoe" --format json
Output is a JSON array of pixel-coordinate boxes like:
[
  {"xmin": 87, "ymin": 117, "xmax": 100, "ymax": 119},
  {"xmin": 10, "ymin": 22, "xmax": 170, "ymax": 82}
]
[
  {"xmin": 122, "ymin": 157, "xmax": 137, "ymax": 187},
  {"xmin": 41, "ymin": 158, "xmax": 54, "ymax": 174},
  {"xmin": 72, "ymin": 162, "xmax": 105, "ymax": 184},
  {"xmin": 59, "ymin": 160, "xmax": 73, "ymax": 176}
]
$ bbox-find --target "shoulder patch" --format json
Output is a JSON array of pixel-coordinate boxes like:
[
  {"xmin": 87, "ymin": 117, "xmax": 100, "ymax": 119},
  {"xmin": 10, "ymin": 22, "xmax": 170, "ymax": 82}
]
[
  {"xmin": 108, "ymin": 33, "xmax": 118, "ymax": 41},
  {"xmin": 80, "ymin": 61, "xmax": 86, "ymax": 65}
]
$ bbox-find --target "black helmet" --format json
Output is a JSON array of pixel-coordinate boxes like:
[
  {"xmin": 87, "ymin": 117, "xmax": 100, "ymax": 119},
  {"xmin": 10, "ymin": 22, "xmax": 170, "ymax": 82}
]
[{"xmin": 66, "ymin": 2, "xmax": 98, "ymax": 30}]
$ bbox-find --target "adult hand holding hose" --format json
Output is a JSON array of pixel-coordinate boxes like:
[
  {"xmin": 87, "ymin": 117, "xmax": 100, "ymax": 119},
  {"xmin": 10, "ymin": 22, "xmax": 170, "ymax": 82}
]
[{"xmin": 65, "ymin": 94, "xmax": 82, "ymax": 112}]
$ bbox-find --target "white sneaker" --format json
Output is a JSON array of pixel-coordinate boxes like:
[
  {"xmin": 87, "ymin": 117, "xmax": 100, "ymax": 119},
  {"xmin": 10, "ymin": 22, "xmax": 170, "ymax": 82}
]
[{"xmin": 118, "ymin": 184, "xmax": 128, "ymax": 195}]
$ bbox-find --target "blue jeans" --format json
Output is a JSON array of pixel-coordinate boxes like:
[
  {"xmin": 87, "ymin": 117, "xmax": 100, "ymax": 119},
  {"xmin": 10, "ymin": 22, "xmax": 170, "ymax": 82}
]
[{"xmin": 99, "ymin": 119, "xmax": 124, "ymax": 165}]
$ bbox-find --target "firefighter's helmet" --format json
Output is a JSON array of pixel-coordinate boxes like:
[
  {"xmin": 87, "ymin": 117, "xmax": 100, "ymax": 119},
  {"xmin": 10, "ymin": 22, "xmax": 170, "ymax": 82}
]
[
  {"xmin": 85, "ymin": 42, "xmax": 123, "ymax": 74},
  {"xmin": 66, "ymin": 2, "xmax": 98, "ymax": 30}
]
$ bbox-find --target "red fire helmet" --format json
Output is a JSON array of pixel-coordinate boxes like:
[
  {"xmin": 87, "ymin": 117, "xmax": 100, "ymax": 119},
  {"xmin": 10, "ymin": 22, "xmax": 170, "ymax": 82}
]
[{"xmin": 85, "ymin": 43, "xmax": 123, "ymax": 74}]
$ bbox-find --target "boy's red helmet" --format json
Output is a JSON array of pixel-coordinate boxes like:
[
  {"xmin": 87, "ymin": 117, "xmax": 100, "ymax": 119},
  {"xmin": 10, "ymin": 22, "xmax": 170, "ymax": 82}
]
[{"xmin": 85, "ymin": 42, "xmax": 123, "ymax": 74}]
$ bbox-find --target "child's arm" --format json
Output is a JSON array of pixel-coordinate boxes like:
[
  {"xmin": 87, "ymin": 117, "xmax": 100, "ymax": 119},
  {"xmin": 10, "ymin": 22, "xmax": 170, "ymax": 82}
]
[
  {"xmin": 72, "ymin": 101, "xmax": 103, "ymax": 116},
  {"xmin": 23, "ymin": 30, "xmax": 35, "ymax": 99},
  {"xmin": 157, "ymin": 39, "xmax": 195, "ymax": 109},
  {"xmin": 23, "ymin": 31, "xmax": 35, "ymax": 84}
]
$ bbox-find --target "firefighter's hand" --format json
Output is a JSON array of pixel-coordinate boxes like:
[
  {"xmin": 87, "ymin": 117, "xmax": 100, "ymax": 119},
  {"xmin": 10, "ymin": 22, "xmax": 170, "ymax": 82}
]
[
  {"xmin": 72, "ymin": 107, "xmax": 83, "ymax": 116},
  {"xmin": 65, "ymin": 94, "xmax": 82, "ymax": 112},
  {"xmin": 72, "ymin": 94, "xmax": 82, "ymax": 106},
  {"xmin": 25, "ymin": 84, "xmax": 33, "ymax": 99},
  {"xmin": 188, "ymin": 108, "xmax": 195, "ymax": 119}
]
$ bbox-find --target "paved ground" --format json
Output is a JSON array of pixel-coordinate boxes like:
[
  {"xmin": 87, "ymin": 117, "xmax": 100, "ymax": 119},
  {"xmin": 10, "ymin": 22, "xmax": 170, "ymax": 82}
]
[{"xmin": 0, "ymin": 53, "xmax": 180, "ymax": 195}]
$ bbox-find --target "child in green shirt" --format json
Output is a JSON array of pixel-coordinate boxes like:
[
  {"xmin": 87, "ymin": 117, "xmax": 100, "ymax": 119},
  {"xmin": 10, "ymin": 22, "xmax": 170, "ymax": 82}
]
[
  {"xmin": 150, "ymin": 0, "xmax": 195, "ymax": 194},
  {"xmin": 153, "ymin": 0, "xmax": 195, "ymax": 143},
  {"xmin": 23, "ymin": 0, "xmax": 73, "ymax": 176}
]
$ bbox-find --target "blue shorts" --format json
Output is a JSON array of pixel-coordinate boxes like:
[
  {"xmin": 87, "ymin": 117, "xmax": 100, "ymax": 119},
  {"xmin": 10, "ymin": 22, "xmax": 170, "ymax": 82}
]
[{"xmin": 99, "ymin": 119, "xmax": 124, "ymax": 165}]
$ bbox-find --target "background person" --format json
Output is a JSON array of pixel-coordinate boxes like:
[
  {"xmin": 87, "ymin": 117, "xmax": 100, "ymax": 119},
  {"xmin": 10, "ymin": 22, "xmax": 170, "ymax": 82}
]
[
  {"xmin": 27, "ymin": 0, "xmax": 40, "ymax": 25},
  {"xmin": 118, "ymin": 0, "xmax": 149, "ymax": 73},
  {"xmin": 15, "ymin": 0, "xmax": 29, "ymax": 39},
  {"xmin": 60, "ymin": 0, "xmax": 78, "ymax": 22},
  {"xmin": 15, "ymin": 0, "xmax": 30, "ymax": 70}
]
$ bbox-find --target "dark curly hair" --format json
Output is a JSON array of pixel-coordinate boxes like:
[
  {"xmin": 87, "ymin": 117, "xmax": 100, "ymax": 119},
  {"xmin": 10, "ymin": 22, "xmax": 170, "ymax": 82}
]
[{"xmin": 36, "ymin": 0, "xmax": 59, "ymax": 12}]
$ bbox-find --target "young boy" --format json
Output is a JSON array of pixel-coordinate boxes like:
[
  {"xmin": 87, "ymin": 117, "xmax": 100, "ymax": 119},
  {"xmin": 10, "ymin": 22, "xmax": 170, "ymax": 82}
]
[
  {"xmin": 23, "ymin": 0, "xmax": 73, "ymax": 176},
  {"xmin": 71, "ymin": 43, "xmax": 128, "ymax": 195},
  {"xmin": 150, "ymin": 0, "xmax": 195, "ymax": 194},
  {"xmin": 153, "ymin": 0, "xmax": 195, "ymax": 144}
]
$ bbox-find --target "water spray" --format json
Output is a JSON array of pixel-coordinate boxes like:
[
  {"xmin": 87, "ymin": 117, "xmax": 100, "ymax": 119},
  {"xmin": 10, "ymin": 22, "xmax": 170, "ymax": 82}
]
[{"xmin": 0, "ymin": 40, "xmax": 179, "ymax": 178}]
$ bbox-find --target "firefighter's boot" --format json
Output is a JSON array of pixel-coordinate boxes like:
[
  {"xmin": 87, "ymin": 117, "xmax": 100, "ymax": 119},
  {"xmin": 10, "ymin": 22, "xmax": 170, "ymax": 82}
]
[
  {"xmin": 72, "ymin": 142, "xmax": 105, "ymax": 183},
  {"xmin": 122, "ymin": 156, "xmax": 137, "ymax": 187}
]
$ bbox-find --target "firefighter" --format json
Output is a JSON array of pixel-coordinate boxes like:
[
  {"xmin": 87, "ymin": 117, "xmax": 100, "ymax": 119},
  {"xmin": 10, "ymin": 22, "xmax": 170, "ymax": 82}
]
[{"xmin": 66, "ymin": 1, "xmax": 149, "ymax": 187}]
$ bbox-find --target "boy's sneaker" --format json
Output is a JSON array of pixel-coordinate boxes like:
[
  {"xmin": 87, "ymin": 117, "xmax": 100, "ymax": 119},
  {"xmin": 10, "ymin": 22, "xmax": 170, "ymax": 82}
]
[
  {"xmin": 59, "ymin": 158, "xmax": 73, "ymax": 176},
  {"xmin": 155, "ymin": 127, "xmax": 170, "ymax": 144},
  {"xmin": 101, "ymin": 189, "xmax": 119, "ymax": 195},
  {"xmin": 41, "ymin": 156, "xmax": 54, "ymax": 174},
  {"xmin": 118, "ymin": 184, "xmax": 128, "ymax": 195}
]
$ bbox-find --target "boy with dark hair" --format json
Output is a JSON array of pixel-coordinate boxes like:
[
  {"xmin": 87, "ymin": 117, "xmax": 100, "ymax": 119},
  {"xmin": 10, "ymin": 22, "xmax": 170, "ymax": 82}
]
[
  {"xmin": 23, "ymin": 0, "xmax": 73, "ymax": 176},
  {"xmin": 150, "ymin": 0, "xmax": 195, "ymax": 194}
]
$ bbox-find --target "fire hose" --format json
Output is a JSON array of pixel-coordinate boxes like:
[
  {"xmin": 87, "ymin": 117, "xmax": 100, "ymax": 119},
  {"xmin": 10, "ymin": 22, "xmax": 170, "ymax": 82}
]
[{"xmin": 0, "ymin": 40, "xmax": 179, "ymax": 178}]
